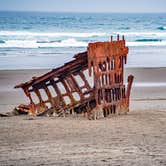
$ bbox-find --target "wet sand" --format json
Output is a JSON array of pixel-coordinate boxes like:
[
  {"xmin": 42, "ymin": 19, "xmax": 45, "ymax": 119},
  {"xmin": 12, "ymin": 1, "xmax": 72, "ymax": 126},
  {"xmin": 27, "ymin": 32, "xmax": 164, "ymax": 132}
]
[{"xmin": 0, "ymin": 68, "xmax": 166, "ymax": 165}]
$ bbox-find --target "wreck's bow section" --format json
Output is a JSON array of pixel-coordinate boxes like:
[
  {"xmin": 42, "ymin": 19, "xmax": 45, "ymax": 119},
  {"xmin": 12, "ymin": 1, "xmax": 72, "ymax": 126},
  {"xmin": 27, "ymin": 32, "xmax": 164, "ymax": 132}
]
[
  {"xmin": 15, "ymin": 52, "xmax": 95, "ymax": 117},
  {"xmin": 15, "ymin": 35, "xmax": 134, "ymax": 119}
]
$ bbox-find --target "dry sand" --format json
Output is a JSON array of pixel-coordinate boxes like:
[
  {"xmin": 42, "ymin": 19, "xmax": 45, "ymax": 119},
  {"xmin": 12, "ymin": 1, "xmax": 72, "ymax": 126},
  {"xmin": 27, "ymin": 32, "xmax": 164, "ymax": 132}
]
[{"xmin": 0, "ymin": 68, "xmax": 166, "ymax": 165}]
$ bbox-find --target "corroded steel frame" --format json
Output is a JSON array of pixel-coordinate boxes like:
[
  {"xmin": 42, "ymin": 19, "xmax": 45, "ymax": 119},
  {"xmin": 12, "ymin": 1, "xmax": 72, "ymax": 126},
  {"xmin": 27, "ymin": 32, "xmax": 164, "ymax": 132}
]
[
  {"xmin": 15, "ymin": 35, "xmax": 134, "ymax": 119},
  {"xmin": 87, "ymin": 35, "xmax": 133, "ymax": 119}
]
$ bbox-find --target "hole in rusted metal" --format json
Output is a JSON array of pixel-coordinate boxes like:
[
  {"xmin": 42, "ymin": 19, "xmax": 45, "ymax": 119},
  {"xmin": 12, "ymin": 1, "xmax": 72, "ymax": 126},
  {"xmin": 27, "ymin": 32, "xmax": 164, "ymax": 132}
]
[
  {"xmin": 31, "ymin": 92, "xmax": 39, "ymax": 104},
  {"xmin": 74, "ymin": 75, "xmax": 84, "ymax": 87},
  {"xmin": 83, "ymin": 69, "xmax": 94, "ymax": 88},
  {"xmin": 72, "ymin": 92, "xmax": 80, "ymax": 101},
  {"xmin": 57, "ymin": 82, "xmax": 66, "ymax": 94},
  {"xmin": 39, "ymin": 89, "xmax": 48, "ymax": 101},
  {"xmin": 63, "ymin": 96, "xmax": 71, "ymax": 105},
  {"xmin": 48, "ymin": 85, "xmax": 57, "ymax": 97}
]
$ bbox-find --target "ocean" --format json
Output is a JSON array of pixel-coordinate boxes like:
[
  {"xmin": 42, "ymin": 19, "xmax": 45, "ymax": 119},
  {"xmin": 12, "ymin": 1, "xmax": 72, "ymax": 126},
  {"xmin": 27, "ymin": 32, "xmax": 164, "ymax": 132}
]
[{"xmin": 0, "ymin": 11, "xmax": 166, "ymax": 69}]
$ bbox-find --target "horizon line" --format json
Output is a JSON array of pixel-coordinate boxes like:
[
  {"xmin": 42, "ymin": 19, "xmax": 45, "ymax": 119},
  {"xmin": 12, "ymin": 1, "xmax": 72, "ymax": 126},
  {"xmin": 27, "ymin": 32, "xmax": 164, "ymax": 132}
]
[{"xmin": 0, "ymin": 10, "xmax": 166, "ymax": 14}]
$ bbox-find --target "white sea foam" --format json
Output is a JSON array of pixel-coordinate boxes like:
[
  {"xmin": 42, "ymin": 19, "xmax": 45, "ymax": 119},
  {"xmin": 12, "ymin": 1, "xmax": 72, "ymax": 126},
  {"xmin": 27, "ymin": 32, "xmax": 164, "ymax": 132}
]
[
  {"xmin": 39, "ymin": 38, "xmax": 87, "ymax": 47},
  {"xmin": 0, "ymin": 39, "xmax": 166, "ymax": 48},
  {"xmin": 0, "ymin": 40, "xmax": 38, "ymax": 48},
  {"xmin": 117, "ymin": 31, "xmax": 166, "ymax": 37},
  {"xmin": 0, "ymin": 31, "xmax": 106, "ymax": 38},
  {"xmin": 0, "ymin": 39, "xmax": 88, "ymax": 48},
  {"xmin": 127, "ymin": 41, "xmax": 166, "ymax": 46}
]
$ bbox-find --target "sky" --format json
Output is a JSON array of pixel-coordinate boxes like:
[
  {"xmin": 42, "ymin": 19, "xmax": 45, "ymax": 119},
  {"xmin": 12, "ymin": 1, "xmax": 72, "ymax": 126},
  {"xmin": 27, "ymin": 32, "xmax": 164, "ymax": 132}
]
[{"xmin": 0, "ymin": 0, "xmax": 166, "ymax": 13}]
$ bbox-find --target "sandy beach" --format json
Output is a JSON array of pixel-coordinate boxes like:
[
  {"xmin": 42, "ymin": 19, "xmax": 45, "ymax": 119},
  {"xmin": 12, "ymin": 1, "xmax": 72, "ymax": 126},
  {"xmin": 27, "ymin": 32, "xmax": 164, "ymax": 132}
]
[{"xmin": 0, "ymin": 68, "xmax": 166, "ymax": 165}]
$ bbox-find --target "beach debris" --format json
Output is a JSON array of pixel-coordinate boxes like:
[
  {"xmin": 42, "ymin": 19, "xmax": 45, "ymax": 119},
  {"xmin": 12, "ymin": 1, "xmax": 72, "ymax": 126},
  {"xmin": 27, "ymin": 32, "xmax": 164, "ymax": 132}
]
[
  {"xmin": 13, "ymin": 104, "xmax": 29, "ymax": 115},
  {"xmin": 0, "ymin": 105, "xmax": 29, "ymax": 117},
  {"xmin": 14, "ymin": 35, "xmax": 134, "ymax": 119},
  {"xmin": 0, "ymin": 113, "xmax": 10, "ymax": 117},
  {"xmin": 0, "ymin": 111, "xmax": 18, "ymax": 117}
]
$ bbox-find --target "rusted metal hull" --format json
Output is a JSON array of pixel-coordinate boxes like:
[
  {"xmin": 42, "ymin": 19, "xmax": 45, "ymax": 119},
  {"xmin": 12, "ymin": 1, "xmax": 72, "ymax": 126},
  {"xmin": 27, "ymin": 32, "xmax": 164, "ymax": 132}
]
[{"xmin": 15, "ymin": 35, "xmax": 134, "ymax": 119}]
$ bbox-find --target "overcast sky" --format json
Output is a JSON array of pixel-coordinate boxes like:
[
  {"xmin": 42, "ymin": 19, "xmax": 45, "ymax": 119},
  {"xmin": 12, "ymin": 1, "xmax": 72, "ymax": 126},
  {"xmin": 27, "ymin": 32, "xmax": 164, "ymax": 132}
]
[{"xmin": 0, "ymin": 0, "xmax": 166, "ymax": 13}]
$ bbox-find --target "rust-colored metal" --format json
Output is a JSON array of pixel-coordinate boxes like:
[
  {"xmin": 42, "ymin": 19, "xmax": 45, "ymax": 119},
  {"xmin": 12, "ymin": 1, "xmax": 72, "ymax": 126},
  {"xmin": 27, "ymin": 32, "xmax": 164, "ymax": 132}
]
[
  {"xmin": 15, "ymin": 35, "xmax": 134, "ymax": 119},
  {"xmin": 87, "ymin": 35, "xmax": 133, "ymax": 119}
]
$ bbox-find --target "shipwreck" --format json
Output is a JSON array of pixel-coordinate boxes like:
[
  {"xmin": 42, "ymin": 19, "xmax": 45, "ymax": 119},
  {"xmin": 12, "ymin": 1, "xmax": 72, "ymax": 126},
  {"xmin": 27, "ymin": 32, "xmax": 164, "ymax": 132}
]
[{"xmin": 14, "ymin": 35, "xmax": 134, "ymax": 120}]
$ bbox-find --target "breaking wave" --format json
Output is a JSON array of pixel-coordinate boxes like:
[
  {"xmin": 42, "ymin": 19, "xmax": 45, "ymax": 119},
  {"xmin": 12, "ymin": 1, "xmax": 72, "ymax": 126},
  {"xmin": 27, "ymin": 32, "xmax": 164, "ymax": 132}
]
[
  {"xmin": 0, "ymin": 30, "xmax": 166, "ymax": 48},
  {"xmin": 0, "ymin": 39, "xmax": 88, "ymax": 48},
  {"xmin": 117, "ymin": 31, "xmax": 166, "ymax": 37},
  {"xmin": 127, "ymin": 41, "xmax": 166, "ymax": 46},
  {"xmin": 135, "ymin": 38, "xmax": 162, "ymax": 42},
  {"xmin": 157, "ymin": 26, "xmax": 166, "ymax": 30},
  {"xmin": 0, "ymin": 40, "xmax": 5, "ymax": 43},
  {"xmin": 0, "ymin": 38, "xmax": 166, "ymax": 48}
]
